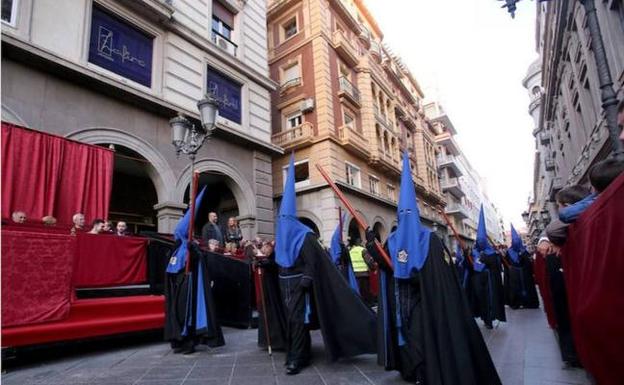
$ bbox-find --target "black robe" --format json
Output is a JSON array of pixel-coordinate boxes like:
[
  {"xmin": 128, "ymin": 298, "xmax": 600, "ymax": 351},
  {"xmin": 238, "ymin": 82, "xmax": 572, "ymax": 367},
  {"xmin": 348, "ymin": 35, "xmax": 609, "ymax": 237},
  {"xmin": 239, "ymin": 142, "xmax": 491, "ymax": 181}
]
[
  {"xmin": 164, "ymin": 243, "xmax": 225, "ymax": 349},
  {"xmin": 455, "ymin": 255, "xmax": 478, "ymax": 317},
  {"xmin": 545, "ymin": 253, "xmax": 579, "ymax": 364},
  {"xmin": 503, "ymin": 251, "xmax": 539, "ymax": 309},
  {"xmin": 371, "ymin": 233, "xmax": 501, "ymax": 384},
  {"xmin": 471, "ymin": 252, "xmax": 506, "ymax": 325},
  {"xmin": 260, "ymin": 233, "xmax": 376, "ymax": 362},
  {"xmin": 257, "ymin": 253, "xmax": 288, "ymax": 351}
]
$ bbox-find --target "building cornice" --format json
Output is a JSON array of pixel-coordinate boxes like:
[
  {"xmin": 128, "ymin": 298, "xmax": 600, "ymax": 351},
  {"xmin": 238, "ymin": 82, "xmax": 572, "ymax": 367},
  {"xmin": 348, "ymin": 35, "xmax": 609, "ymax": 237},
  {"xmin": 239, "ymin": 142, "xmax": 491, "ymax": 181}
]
[{"xmin": 2, "ymin": 34, "xmax": 283, "ymax": 156}]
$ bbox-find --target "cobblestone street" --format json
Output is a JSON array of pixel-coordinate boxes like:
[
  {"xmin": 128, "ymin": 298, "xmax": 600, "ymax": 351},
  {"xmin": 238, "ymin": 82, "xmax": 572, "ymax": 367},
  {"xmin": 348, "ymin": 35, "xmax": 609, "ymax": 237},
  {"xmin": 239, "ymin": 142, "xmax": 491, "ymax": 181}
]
[{"xmin": 2, "ymin": 307, "xmax": 590, "ymax": 385}]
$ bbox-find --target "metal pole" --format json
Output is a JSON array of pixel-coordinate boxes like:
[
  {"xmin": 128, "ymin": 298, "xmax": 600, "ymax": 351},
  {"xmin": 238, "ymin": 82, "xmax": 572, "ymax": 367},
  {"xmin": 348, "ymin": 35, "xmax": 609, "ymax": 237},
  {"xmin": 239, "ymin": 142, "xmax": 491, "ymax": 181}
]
[
  {"xmin": 578, "ymin": 0, "xmax": 623, "ymax": 159},
  {"xmin": 185, "ymin": 155, "xmax": 197, "ymax": 275}
]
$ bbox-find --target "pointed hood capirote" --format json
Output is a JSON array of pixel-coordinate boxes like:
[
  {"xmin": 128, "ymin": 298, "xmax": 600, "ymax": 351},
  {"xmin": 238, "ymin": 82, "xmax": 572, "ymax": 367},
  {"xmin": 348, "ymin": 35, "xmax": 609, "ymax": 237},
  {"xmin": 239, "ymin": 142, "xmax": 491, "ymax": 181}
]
[
  {"xmin": 475, "ymin": 204, "xmax": 496, "ymax": 256},
  {"xmin": 507, "ymin": 223, "xmax": 526, "ymax": 263},
  {"xmin": 167, "ymin": 186, "xmax": 207, "ymax": 274},
  {"xmin": 387, "ymin": 152, "xmax": 430, "ymax": 278},
  {"xmin": 275, "ymin": 153, "xmax": 313, "ymax": 268}
]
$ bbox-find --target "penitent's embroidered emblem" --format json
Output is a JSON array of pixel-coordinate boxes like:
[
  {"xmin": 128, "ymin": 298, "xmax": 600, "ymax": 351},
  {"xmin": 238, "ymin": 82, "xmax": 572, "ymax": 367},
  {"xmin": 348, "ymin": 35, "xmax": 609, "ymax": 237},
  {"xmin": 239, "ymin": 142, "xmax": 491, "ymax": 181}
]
[
  {"xmin": 398, "ymin": 249, "xmax": 408, "ymax": 263},
  {"xmin": 169, "ymin": 256, "xmax": 177, "ymax": 265}
]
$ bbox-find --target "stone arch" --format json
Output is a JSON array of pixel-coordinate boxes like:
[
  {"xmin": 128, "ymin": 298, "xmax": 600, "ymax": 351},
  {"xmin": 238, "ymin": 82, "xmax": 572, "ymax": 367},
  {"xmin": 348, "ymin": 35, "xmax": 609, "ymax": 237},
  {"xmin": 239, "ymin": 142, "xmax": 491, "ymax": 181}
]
[
  {"xmin": 297, "ymin": 209, "xmax": 323, "ymax": 236},
  {"xmin": 65, "ymin": 127, "xmax": 176, "ymax": 204},
  {"xmin": 372, "ymin": 215, "xmax": 388, "ymax": 241},
  {"xmin": 175, "ymin": 158, "xmax": 256, "ymax": 221}
]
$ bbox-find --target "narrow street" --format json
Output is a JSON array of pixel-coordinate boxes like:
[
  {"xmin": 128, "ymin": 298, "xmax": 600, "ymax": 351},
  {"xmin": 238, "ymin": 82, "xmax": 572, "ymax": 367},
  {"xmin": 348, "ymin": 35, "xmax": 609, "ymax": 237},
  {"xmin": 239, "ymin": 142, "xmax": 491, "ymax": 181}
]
[{"xmin": 2, "ymin": 307, "xmax": 590, "ymax": 385}]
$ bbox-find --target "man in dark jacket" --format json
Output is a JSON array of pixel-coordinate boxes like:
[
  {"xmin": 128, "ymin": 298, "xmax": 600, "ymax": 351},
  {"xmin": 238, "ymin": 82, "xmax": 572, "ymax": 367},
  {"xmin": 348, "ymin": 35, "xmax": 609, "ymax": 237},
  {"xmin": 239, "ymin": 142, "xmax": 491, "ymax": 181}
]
[{"xmin": 202, "ymin": 212, "xmax": 223, "ymax": 246}]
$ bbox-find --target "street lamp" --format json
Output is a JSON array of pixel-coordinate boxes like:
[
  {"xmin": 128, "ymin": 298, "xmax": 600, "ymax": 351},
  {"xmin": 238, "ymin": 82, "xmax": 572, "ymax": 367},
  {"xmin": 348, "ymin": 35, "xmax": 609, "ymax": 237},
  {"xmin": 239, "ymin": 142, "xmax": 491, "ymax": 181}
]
[
  {"xmin": 499, "ymin": 0, "xmax": 624, "ymax": 160},
  {"xmin": 169, "ymin": 95, "xmax": 219, "ymax": 246}
]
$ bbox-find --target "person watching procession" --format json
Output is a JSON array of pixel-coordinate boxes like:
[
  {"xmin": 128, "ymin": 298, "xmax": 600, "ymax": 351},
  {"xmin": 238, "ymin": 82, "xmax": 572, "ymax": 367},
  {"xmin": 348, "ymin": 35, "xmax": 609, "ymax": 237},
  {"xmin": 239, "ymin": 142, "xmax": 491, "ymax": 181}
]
[
  {"xmin": 70, "ymin": 213, "xmax": 86, "ymax": 235},
  {"xmin": 102, "ymin": 220, "xmax": 113, "ymax": 233},
  {"xmin": 42, "ymin": 215, "xmax": 57, "ymax": 226},
  {"xmin": 11, "ymin": 211, "xmax": 26, "ymax": 223},
  {"xmin": 116, "ymin": 221, "xmax": 129, "ymax": 236},
  {"xmin": 224, "ymin": 216, "xmax": 243, "ymax": 248},
  {"xmin": 202, "ymin": 211, "xmax": 224, "ymax": 247},
  {"xmin": 88, "ymin": 219, "xmax": 105, "ymax": 234}
]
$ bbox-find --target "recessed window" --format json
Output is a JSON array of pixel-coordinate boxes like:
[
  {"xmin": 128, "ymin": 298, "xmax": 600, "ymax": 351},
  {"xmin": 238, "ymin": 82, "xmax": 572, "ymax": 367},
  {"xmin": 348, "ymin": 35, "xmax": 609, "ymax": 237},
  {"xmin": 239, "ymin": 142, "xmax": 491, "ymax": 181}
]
[
  {"xmin": 283, "ymin": 159, "xmax": 310, "ymax": 188},
  {"xmin": 343, "ymin": 110, "xmax": 354, "ymax": 129},
  {"xmin": 283, "ymin": 17, "xmax": 297, "ymax": 40},
  {"xmin": 211, "ymin": 2, "xmax": 236, "ymax": 55},
  {"xmin": 345, "ymin": 162, "xmax": 361, "ymax": 188},
  {"xmin": 387, "ymin": 184, "xmax": 396, "ymax": 202},
  {"xmin": 281, "ymin": 63, "xmax": 301, "ymax": 89},
  {"xmin": 1, "ymin": 0, "xmax": 17, "ymax": 25},
  {"xmin": 286, "ymin": 112, "xmax": 302, "ymax": 129},
  {"xmin": 369, "ymin": 175, "xmax": 379, "ymax": 195}
]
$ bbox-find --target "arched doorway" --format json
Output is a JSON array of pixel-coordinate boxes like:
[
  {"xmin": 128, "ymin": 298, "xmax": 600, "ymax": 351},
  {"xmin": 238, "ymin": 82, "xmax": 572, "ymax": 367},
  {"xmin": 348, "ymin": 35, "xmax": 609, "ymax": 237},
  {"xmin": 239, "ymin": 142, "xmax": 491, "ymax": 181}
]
[
  {"xmin": 372, "ymin": 221, "xmax": 385, "ymax": 242},
  {"xmin": 347, "ymin": 218, "xmax": 362, "ymax": 246},
  {"xmin": 183, "ymin": 172, "xmax": 240, "ymax": 236},
  {"xmin": 104, "ymin": 145, "xmax": 158, "ymax": 234},
  {"xmin": 298, "ymin": 217, "xmax": 320, "ymax": 236}
]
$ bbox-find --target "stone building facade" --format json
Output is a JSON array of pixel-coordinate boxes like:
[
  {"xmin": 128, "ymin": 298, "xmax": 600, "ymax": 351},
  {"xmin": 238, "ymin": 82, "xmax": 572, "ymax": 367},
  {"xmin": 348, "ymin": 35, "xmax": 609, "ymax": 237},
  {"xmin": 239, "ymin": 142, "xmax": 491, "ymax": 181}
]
[
  {"xmin": 1, "ymin": 0, "xmax": 279, "ymax": 237},
  {"xmin": 266, "ymin": 0, "xmax": 446, "ymax": 244}
]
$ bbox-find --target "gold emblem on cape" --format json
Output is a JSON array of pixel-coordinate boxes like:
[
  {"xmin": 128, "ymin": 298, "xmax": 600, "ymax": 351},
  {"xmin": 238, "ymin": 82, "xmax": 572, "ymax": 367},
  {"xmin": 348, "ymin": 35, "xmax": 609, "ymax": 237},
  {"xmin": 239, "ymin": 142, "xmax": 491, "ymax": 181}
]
[{"xmin": 398, "ymin": 249, "xmax": 408, "ymax": 263}]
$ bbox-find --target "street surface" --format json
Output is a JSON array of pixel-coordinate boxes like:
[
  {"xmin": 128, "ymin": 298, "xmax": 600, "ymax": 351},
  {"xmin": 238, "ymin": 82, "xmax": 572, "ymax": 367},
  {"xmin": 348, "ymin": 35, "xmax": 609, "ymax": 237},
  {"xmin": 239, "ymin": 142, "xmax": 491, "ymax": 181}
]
[{"xmin": 2, "ymin": 307, "xmax": 590, "ymax": 385}]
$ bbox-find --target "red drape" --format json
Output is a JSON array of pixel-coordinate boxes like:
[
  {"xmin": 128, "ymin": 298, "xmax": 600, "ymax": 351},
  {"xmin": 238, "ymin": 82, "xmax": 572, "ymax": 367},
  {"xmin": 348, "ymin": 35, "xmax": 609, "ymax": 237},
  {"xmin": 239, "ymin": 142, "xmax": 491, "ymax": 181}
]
[
  {"xmin": 72, "ymin": 234, "xmax": 148, "ymax": 288},
  {"xmin": 533, "ymin": 252, "xmax": 557, "ymax": 329},
  {"xmin": 1, "ymin": 230, "xmax": 76, "ymax": 327},
  {"xmin": 1, "ymin": 122, "xmax": 113, "ymax": 225},
  {"xmin": 561, "ymin": 173, "xmax": 624, "ymax": 385}
]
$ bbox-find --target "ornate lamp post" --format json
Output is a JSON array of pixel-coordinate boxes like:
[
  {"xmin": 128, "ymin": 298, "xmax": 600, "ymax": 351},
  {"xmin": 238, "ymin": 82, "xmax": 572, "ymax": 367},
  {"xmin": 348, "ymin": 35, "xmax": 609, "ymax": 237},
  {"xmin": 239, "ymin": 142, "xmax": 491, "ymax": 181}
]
[
  {"xmin": 169, "ymin": 95, "xmax": 219, "ymax": 238},
  {"xmin": 500, "ymin": 0, "xmax": 624, "ymax": 160}
]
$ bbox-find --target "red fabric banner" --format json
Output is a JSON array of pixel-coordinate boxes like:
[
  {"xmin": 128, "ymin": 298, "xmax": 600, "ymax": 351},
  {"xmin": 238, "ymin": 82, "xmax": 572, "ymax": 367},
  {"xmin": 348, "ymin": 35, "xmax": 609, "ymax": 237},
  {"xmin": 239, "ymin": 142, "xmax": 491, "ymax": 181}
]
[
  {"xmin": 1, "ymin": 122, "xmax": 113, "ymax": 226},
  {"xmin": 72, "ymin": 234, "xmax": 148, "ymax": 288},
  {"xmin": 561, "ymin": 173, "xmax": 624, "ymax": 385},
  {"xmin": 1, "ymin": 230, "xmax": 76, "ymax": 327},
  {"xmin": 533, "ymin": 252, "xmax": 557, "ymax": 329}
]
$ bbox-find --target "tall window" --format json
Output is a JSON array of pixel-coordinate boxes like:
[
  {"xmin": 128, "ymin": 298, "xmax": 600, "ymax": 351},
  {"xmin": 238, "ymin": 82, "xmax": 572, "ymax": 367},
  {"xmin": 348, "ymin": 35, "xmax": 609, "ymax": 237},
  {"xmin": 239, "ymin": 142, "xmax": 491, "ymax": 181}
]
[
  {"xmin": 1, "ymin": 0, "xmax": 16, "ymax": 25},
  {"xmin": 283, "ymin": 160, "xmax": 310, "ymax": 188},
  {"xmin": 286, "ymin": 112, "xmax": 302, "ymax": 129},
  {"xmin": 343, "ymin": 110, "xmax": 354, "ymax": 129},
  {"xmin": 387, "ymin": 184, "xmax": 396, "ymax": 202},
  {"xmin": 369, "ymin": 175, "xmax": 379, "ymax": 195},
  {"xmin": 283, "ymin": 17, "xmax": 298, "ymax": 40},
  {"xmin": 345, "ymin": 162, "xmax": 361, "ymax": 188},
  {"xmin": 281, "ymin": 63, "xmax": 300, "ymax": 88},
  {"xmin": 211, "ymin": 2, "xmax": 236, "ymax": 54}
]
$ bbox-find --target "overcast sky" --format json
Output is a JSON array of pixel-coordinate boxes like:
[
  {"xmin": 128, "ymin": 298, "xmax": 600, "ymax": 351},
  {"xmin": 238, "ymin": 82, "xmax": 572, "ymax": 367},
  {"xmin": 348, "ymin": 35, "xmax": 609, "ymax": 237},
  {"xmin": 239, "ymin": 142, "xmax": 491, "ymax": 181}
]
[{"xmin": 366, "ymin": 0, "xmax": 537, "ymax": 231}]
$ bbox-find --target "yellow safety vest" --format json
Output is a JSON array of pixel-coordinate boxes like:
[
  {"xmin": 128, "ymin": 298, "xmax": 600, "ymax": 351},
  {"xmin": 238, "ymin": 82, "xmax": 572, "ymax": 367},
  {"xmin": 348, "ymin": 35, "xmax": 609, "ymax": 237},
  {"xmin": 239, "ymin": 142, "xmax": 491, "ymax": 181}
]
[{"xmin": 349, "ymin": 245, "xmax": 368, "ymax": 273}]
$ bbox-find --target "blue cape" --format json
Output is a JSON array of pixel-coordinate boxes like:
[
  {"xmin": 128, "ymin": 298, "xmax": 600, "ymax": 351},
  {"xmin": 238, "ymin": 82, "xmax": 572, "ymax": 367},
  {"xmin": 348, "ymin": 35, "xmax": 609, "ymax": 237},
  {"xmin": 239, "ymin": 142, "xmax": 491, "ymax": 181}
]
[
  {"xmin": 167, "ymin": 186, "xmax": 207, "ymax": 274},
  {"xmin": 507, "ymin": 223, "xmax": 526, "ymax": 264},
  {"xmin": 475, "ymin": 204, "xmax": 496, "ymax": 257},
  {"xmin": 559, "ymin": 193, "xmax": 596, "ymax": 224},
  {"xmin": 387, "ymin": 152, "xmax": 430, "ymax": 279},
  {"xmin": 275, "ymin": 154, "xmax": 313, "ymax": 268},
  {"xmin": 472, "ymin": 248, "xmax": 486, "ymax": 272},
  {"xmin": 329, "ymin": 213, "xmax": 346, "ymax": 264},
  {"xmin": 455, "ymin": 243, "xmax": 465, "ymax": 267}
]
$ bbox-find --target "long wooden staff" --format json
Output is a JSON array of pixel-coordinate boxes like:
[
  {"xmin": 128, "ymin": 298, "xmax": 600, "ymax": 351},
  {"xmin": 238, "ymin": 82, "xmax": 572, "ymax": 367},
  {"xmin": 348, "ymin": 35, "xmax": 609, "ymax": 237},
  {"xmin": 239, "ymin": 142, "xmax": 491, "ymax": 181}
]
[
  {"xmin": 316, "ymin": 164, "xmax": 393, "ymax": 270},
  {"xmin": 185, "ymin": 170, "xmax": 199, "ymax": 274},
  {"xmin": 486, "ymin": 234, "xmax": 511, "ymax": 268},
  {"xmin": 256, "ymin": 265, "xmax": 272, "ymax": 355},
  {"xmin": 436, "ymin": 207, "xmax": 474, "ymax": 264}
]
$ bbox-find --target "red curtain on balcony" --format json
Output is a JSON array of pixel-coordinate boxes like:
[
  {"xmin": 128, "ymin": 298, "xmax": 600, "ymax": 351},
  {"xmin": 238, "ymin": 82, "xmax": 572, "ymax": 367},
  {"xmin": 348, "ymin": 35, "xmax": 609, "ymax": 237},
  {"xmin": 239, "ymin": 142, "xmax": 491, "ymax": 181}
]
[
  {"xmin": 1, "ymin": 122, "xmax": 113, "ymax": 225},
  {"xmin": 561, "ymin": 173, "xmax": 624, "ymax": 385}
]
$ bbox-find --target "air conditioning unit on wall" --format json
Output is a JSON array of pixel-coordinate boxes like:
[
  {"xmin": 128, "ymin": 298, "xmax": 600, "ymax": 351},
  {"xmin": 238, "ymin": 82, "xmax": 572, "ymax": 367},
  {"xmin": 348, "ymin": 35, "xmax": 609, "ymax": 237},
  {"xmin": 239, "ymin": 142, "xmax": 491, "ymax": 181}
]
[{"xmin": 300, "ymin": 98, "xmax": 315, "ymax": 113}]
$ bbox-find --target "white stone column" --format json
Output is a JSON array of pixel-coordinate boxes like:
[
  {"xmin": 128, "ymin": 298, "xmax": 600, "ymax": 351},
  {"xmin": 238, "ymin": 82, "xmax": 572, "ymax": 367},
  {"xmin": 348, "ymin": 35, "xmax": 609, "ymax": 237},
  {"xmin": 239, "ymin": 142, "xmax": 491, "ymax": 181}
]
[{"xmin": 237, "ymin": 215, "xmax": 256, "ymax": 241}]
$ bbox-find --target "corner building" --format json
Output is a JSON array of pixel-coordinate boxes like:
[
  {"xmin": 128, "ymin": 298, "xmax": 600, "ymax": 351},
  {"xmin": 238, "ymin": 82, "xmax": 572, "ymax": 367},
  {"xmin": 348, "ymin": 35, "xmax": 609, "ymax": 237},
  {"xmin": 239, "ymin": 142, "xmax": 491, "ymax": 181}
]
[
  {"xmin": 1, "ymin": 0, "xmax": 278, "ymax": 237},
  {"xmin": 267, "ymin": 0, "xmax": 446, "ymax": 243}
]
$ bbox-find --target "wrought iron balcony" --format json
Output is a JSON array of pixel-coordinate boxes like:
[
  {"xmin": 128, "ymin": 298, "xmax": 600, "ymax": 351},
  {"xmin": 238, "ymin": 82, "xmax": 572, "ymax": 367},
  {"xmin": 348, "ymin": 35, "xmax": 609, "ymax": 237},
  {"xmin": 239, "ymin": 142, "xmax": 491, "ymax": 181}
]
[
  {"xmin": 338, "ymin": 76, "xmax": 361, "ymax": 107},
  {"xmin": 545, "ymin": 157, "xmax": 555, "ymax": 171},
  {"xmin": 211, "ymin": 31, "xmax": 238, "ymax": 56},
  {"xmin": 280, "ymin": 77, "xmax": 302, "ymax": 93},
  {"xmin": 539, "ymin": 131, "xmax": 551, "ymax": 145}
]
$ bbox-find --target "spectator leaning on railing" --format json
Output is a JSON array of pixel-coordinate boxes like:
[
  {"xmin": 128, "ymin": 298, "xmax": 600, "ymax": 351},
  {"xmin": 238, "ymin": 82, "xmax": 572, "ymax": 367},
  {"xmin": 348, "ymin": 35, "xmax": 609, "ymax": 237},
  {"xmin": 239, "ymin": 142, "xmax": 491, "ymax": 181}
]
[{"xmin": 11, "ymin": 211, "xmax": 27, "ymax": 223}]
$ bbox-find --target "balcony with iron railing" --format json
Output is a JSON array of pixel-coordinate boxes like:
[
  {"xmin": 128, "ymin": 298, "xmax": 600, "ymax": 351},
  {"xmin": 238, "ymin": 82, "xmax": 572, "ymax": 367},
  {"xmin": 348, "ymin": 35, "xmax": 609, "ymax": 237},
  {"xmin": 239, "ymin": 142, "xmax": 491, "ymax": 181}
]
[
  {"xmin": 370, "ymin": 40, "xmax": 382, "ymax": 62},
  {"xmin": 338, "ymin": 76, "xmax": 361, "ymax": 107},
  {"xmin": 436, "ymin": 154, "xmax": 463, "ymax": 176},
  {"xmin": 374, "ymin": 109, "xmax": 390, "ymax": 129},
  {"xmin": 211, "ymin": 30, "xmax": 238, "ymax": 56},
  {"xmin": 539, "ymin": 131, "xmax": 551, "ymax": 145},
  {"xmin": 332, "ymin": 30, "xmax": 359, "ymax": 67},
  {"xmin": 358, "ymin": 24, "xmax": 371, "ymax": 47},
  {"xmin": 280, "ymin": 77, "xmax": 302, "ymax": 94},
  {"xmin": 338, "ymin": 124, "xmax": 369, "ymax": 158},
  {"xmin": 545, "ymin": 157, "xmax": 555, "ymax": 171},
  {"xmin": 440, "ymin": 177, "xmax": 465, "ymax": 198},
  {"xmin": 370, "ymin": 145, "xmax": 401, "ymax": 175},
  {"xmin": 271, "ymin": 122, "xmax": 314, "ymax": 150}
]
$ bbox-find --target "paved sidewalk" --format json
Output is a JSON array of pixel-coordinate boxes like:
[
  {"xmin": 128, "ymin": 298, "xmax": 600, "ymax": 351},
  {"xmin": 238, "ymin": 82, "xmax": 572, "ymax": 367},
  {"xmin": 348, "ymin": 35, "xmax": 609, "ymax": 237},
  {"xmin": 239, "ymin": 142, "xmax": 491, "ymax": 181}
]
[{"xmin": 2, "ymin": 307, "xmax": 590, "ymax": 385}]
